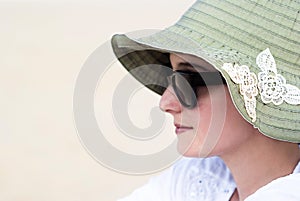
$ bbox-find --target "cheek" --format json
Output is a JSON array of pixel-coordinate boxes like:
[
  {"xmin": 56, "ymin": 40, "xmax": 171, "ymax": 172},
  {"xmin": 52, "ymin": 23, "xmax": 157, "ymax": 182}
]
[
  {"xmin": 180, "ymin": 87, "xmax": 222, "ymax": 156},
  {"xmin": 188, "ymin": 87, "xmax": 213, "ymax": 131},
  {"xmin": 198, "ymin": 87, "xmax": 229, "ymax": 155},
  {"xmin": 196, "ymin": 86, "xmax": 226, "ymax": 129},
  {"xmin": 224, "ymin": 93, "xmax": 252, "ymax": 135},
  {"xmin": 178, "ymin": 85, "xmax": 252, "ymax": 157},
  {"xmin": 212, "ymin": 88, "xmax": 255, "ymax": 155}
]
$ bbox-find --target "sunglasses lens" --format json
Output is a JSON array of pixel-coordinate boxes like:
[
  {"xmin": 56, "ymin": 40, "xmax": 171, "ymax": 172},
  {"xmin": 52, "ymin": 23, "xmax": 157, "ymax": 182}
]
[
  {"xmin": 172, "ymin": 73, "xmax": 197, "ymax": 108},
  {"xmin": 166, "ymin": 71, "xmax": 225, "ymax": 109}
]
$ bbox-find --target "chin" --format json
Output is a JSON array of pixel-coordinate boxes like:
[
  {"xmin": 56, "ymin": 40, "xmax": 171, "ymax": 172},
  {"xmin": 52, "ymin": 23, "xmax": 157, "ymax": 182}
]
[
  {"xmin": 177, "ymin": 141, "xmax": 215, "ymax": 158},
  {"xmin": 177, "ymin": 143, "xmax": 209, "ymax": 158},
  {"xmin": 176, "ymin": 132, "xmax": 213, "ymax": 158}
]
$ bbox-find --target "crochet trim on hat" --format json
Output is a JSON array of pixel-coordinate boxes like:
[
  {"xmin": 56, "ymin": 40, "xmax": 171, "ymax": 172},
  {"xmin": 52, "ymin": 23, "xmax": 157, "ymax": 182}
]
[
  {"xmin": 222, "ymin": 48, "xmax": 300, "ymax": 122},
  {"xmin": 222, "ymin": 62, "xmax": 258, "ymax": 122},
  {"xmin": 256, "ymin": 49, "xmax": 300, "ymax": 106}
]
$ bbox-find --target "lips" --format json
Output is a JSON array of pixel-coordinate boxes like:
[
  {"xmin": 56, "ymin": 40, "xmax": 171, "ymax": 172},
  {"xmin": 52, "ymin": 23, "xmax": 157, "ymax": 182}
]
[{"xmin": 174, "ymin": 123, "xmax": 193, "ymax": 135}]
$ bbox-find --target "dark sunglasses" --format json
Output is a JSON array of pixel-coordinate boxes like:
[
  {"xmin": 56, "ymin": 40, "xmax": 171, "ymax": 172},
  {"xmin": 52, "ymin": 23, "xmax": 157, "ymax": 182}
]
[{"xmin": 166, "ymin": 70, "xmax": 226, "ymax": 108}]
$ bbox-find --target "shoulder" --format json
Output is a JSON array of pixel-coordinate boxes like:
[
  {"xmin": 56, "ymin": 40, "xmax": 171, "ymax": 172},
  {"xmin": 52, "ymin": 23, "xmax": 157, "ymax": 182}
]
[{"xmin": 246, "ymin": 173, "xmax": 300, "ymax": 201}]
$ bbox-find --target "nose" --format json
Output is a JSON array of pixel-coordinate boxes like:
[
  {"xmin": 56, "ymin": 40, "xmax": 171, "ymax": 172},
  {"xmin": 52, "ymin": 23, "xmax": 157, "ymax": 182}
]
[{"xmin": 159, "ymin": 86, "xmax": 182, "ymax": 114}]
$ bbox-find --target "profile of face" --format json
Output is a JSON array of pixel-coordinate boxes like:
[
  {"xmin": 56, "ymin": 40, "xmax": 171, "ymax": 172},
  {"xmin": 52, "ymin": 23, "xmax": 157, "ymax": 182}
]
[{"xmin": 159, "ymin": 53, "xmax": 256, "ymax": 158}]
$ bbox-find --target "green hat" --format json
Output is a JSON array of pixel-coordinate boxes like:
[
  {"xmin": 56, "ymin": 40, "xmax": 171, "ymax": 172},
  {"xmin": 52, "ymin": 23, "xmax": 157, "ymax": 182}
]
[{"xmin": 111, "ymin": 0, "xmax": 300, "ymax": 142}]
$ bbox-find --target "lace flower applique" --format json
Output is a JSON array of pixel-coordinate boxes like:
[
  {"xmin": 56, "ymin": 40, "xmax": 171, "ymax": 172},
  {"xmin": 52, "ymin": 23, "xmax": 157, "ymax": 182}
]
[
  {"xmin": 256, "ymin": 48, "xmax": 300, "ymax": 105},
  {"xmin": 222, "ymin": 63, "xmax": 258, "ymax": 122},
  {"xmin": 222, "ymin": 48, "xmax": 300, "ymax": 122}
]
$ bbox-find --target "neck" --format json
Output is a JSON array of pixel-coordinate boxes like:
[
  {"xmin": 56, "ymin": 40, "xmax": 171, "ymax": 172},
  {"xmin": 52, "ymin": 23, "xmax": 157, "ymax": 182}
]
[{"xmin": 220, "ymin": 132, "xmax": 300, "ymax": 201}]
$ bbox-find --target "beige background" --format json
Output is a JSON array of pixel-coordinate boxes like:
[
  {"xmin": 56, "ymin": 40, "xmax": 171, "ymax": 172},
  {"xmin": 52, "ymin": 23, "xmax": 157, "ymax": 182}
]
[{"xmin": 0, "ymin": 1, "xmax": 195, "ymax": 200}]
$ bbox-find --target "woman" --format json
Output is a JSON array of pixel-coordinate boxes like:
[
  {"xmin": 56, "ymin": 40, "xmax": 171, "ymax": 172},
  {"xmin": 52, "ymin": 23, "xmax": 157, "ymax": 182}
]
[{"xmin": 111, "ymin": 0, "xmax": 300, "ymax": 200}]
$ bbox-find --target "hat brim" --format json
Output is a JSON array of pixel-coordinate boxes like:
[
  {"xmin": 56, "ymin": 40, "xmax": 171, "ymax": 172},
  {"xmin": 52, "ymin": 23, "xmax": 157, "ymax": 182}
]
[
  {"xmin": 111, "ymin": 30, "xmax": 300, "ymax": 143},
  {"xmin": 111, "ymin": 29, "xmax": 238, "ymax": 95}
]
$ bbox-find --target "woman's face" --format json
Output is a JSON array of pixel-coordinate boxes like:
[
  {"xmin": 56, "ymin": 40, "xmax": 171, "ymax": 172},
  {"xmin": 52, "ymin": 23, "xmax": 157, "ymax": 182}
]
[{"xmin": 159, "ymin": 53, "xmax": 255, "ymax": 157}]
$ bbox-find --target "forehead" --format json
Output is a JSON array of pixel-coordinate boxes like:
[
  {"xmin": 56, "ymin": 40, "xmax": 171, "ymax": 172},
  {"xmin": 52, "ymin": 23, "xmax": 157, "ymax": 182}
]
[{"xmin": 169, "ymin": 53, "xmax": 216, "ymax": 72}]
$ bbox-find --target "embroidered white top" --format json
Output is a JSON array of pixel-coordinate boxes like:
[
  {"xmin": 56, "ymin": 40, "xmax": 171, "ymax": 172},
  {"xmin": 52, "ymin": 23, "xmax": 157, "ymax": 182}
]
[{"xmin": 117, "ymin": 156, "xmax": 300, "ymax": 201}]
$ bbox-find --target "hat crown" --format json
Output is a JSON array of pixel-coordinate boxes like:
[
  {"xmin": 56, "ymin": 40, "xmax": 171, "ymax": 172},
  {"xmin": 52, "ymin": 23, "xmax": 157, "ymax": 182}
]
[{"xmin": 174, "ymin": 0, "xmax": 300, "ymax": 67}]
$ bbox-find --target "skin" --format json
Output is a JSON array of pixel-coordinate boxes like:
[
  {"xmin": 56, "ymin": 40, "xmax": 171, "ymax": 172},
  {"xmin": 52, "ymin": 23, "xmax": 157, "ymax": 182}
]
[{"xmin": 160, "ymin": 53, "xmax": 300, "ymax": 201}]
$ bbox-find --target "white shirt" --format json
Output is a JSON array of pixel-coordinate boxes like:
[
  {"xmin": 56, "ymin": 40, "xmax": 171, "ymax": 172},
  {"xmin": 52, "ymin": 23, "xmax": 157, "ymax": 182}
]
[
  {"xmin": 118, "ymin": 157, "xmax": 300, "ymax": 201},
  {"xmin": 245, "ymin": 163, "xmax": 300, "ymax": 201}
]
